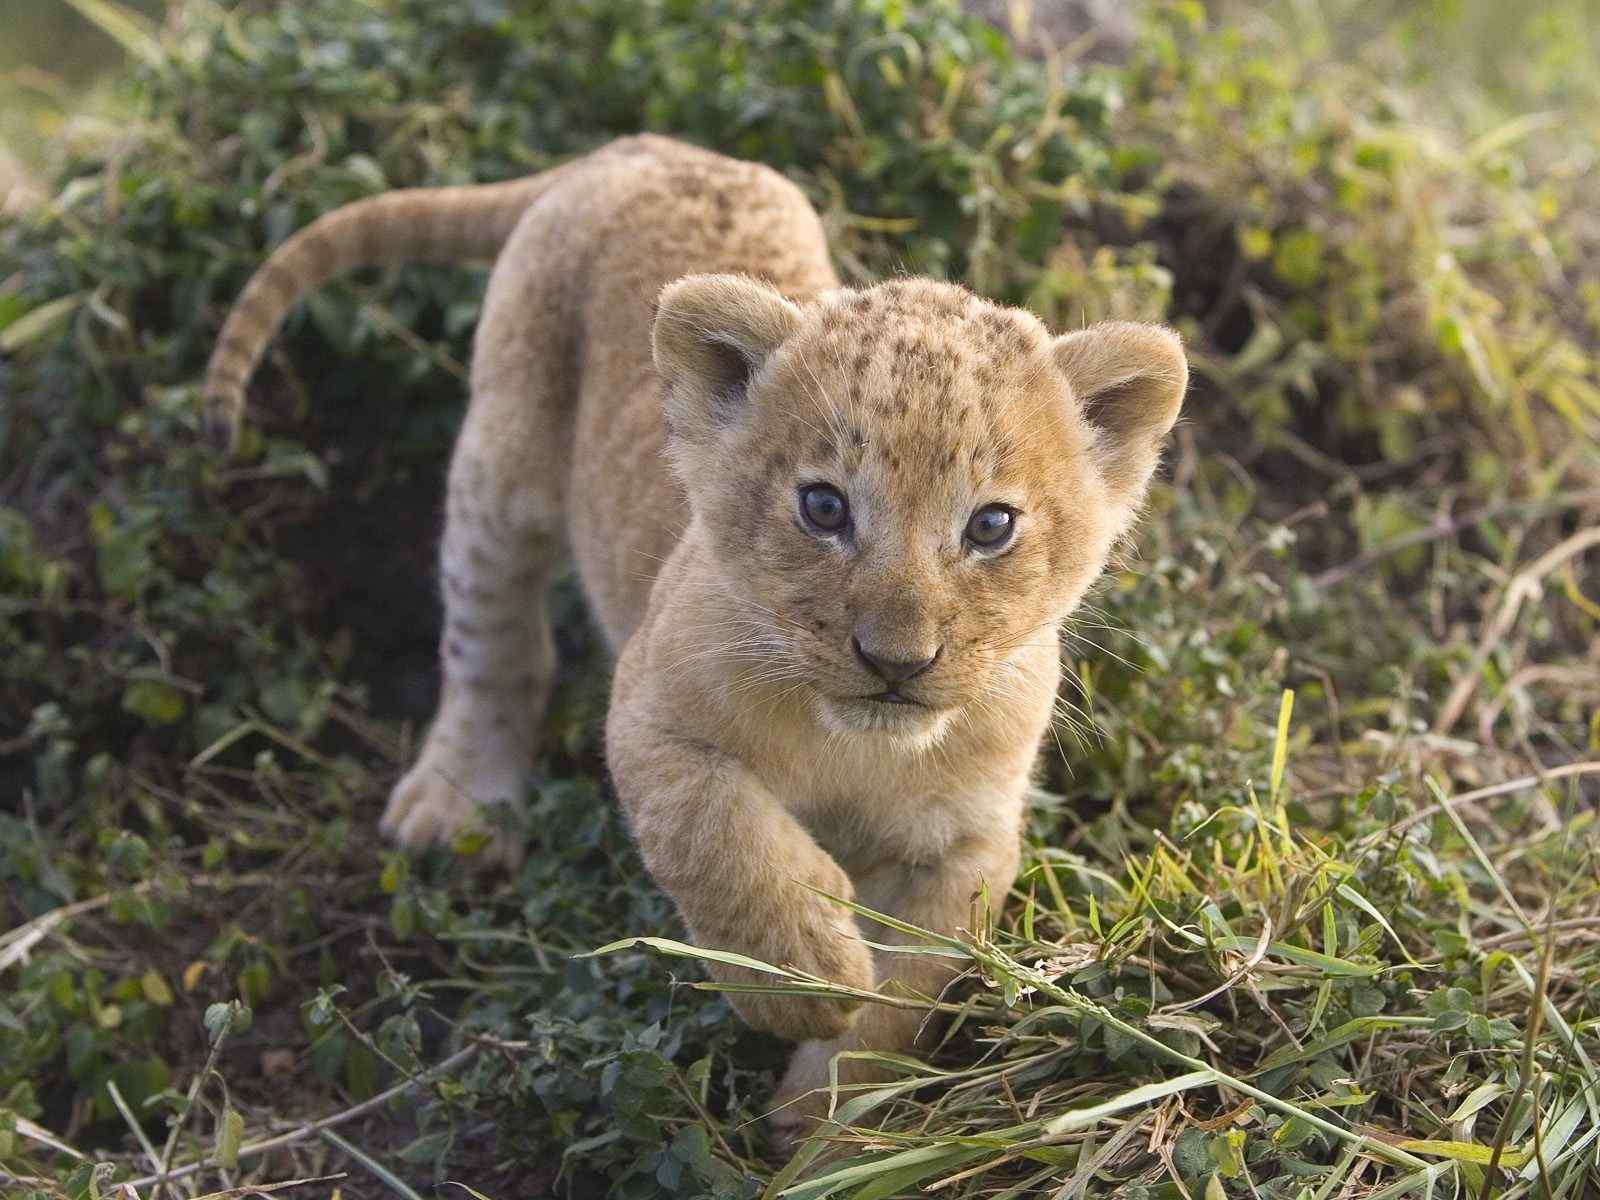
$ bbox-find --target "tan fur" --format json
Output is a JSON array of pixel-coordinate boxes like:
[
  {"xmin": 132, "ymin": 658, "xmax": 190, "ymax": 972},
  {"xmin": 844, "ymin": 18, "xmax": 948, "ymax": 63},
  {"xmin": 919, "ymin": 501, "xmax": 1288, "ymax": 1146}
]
[
  {"xmin": 206, "ymin": 134, "xmax": 1187, "ymax": 1147},
  {"xmin": 203, "ymin": 169, "xmax": 573, "ymax": 450}
]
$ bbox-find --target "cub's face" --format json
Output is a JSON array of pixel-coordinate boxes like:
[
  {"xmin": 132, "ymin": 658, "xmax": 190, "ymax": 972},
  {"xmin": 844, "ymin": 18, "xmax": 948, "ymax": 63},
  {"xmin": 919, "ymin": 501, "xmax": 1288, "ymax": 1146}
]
[{"xmin": 654, "ymin": 277, "xmax": 1186, "ymax": 745}]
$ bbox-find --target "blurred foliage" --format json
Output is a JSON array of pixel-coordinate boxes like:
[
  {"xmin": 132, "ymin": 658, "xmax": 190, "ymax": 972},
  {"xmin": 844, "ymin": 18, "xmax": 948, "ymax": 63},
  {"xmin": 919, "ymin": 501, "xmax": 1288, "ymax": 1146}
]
[
  {"xmin": 1, "ymin": 0, "xmax": 1597, "ymax": 1196},
  {"xmin": 1285, "ymin": 0, "xmax": 1600, "ymax": 136},
  {"xmin": 1137, "ymin": 2, "xmax": 1600, "ymax": 483},
  {"xmin": 0, "ymin": 0, "xmax": 166, "ymax": 170}
]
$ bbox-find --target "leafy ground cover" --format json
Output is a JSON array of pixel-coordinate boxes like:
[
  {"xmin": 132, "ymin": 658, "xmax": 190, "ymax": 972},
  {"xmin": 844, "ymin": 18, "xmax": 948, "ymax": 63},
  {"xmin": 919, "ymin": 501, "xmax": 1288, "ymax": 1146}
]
[{"xmin": 1, "ymin": 0, "xmax": 1597, "ymax": 1196}]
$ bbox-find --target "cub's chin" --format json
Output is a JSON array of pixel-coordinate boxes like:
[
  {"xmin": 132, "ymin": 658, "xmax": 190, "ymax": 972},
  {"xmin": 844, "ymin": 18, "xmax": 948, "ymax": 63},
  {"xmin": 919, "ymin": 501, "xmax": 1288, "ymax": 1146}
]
[{"xmin": 814, "ymin": 693, "xmax": 954, "ymax": 750}]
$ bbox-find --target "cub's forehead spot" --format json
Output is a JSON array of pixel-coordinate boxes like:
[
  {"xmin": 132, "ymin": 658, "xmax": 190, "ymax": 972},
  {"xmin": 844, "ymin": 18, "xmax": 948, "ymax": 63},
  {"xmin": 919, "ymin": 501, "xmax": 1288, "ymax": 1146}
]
[
  {"xmin": 766, "ymin": 286, "xmax": 1055, "ymax": 489},
  {"xmin": 801, "ymin": 285, "xmax": 1051, "ymax": 398}
]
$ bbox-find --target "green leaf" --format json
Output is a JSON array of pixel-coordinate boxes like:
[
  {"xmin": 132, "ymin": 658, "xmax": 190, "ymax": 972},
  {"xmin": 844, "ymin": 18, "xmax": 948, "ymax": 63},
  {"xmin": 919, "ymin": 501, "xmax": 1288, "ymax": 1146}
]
[
  {"xmin": 1208, "ymin": 936, "xmax": 1382, "ymax": 977},
  {"xmin": 1257, "ymin": 1017, "xmax": 1424, "ymax": 1072},
  {"xmin": 1446, "ymin": 1082, "xmax": 1507, "ymax": 1122},
  {"xmin": 237, "ymin": 961, "xmax": 271, "ymax": 1007},
  {"xmin": 57, "ymin": 0, "xmax": 164, "ymax": 66},
  {"xmin": 345, "ymin": 1040, "xmax": 379, "ymax": 1100},
  {"xmin": 1043, "ymin": 1070, "xmax": 1219, "ymax": 1135},
  {"xmin": 584, "ymin": 935, "xmax": 801, "ymax": 980},
  {"xmin": 847, "ymin": 1149, "xmax": 992, "ymax": 1200},
  {"xmin": 121, "ymin": 680, "xmax": 186, "ymax": 726},
  {"xmin": 140, "ymin": 969, "xmax": 174, "ymax": 1006},
  {"xmin": 379, "ymin": 856, "xmax": 407, "ymax": 894},
  {"xmin": 204, "ymin": 1001, "xmax": 237, "ymax": 1044},
  {"xmin": 0, "ymin": 293, "xmax": 84, "ymax": 354},
  {"xmin": 1395, "ymin": 1139, "xmax": 1529, "ymax": 1168},
  {"xmin": 1335, "ymin": 884, "xmax": 1427, "ymax": 967},
  {"xmin": 391, "ymin": 892, "xmax": 416, "ymax": 940},
  {"xmin": 214, "ymin": 1103, "xmax": 244, "ymax": 1169},
  {"xmin": 1272, "ymin": 229, "xmax": 1323, "ymax": 288}
]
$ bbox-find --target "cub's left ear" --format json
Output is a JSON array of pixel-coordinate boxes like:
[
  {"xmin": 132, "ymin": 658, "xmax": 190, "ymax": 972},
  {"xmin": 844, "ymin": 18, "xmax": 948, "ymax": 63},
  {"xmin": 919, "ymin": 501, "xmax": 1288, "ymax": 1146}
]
[
  {"xmin": 653, "ymin": 274, "xmax": 802, "ymax": 449},
  {"xmin": 1052, "ymin": 321, "xmax": 1188, "ymax": 514}
]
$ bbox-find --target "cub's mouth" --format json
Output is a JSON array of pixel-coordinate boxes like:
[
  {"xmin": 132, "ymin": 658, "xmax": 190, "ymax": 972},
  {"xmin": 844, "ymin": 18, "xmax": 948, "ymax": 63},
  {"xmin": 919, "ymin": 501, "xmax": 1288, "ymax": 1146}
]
[
  {"xmin": 815, "ymin": 688, "xmax": 953, "ymax": 744},
  {"xmin": 864, "ymin": 689, "xmax": 925, "ymax": 707}
]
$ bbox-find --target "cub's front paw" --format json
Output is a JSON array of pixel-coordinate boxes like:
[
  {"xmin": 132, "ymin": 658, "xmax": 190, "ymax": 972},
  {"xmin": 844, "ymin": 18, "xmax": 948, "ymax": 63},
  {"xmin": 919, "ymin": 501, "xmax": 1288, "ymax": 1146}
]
[
  {"xmin": 380, "ymin": 740, "xmax": 527, "ymax": 866},
  {"xmin": 733, "ymin": 974, "xmax": 865, "ymax": 1043},
  {"xmin": 723, "ymin": 888, "xmax": 876, "ymax": 1042}
]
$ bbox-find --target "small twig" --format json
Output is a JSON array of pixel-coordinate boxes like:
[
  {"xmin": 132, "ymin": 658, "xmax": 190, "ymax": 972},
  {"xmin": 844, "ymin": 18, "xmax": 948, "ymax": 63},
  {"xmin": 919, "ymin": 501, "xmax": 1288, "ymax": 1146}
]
[
  {"xmin": 0, "ymin": 726, "xmax": 45, "ymax": 755},
  {"xmin": 319, "ymin": 1129, "xmax": 426, "ymax": 1200},
  {"xmin": 15, "ymin": 1114, "xmax": 89, "ymax": 1162},
  {"xmin": 363, "ymin": 302, "xmax": 468, "ymax": 381},
  {"xmin": 670, "ymin": 1071, "xmax": 741, "ymax": 1167},
  {"xmin": 1380, "ymin": 761, "xmax": 1600, "ymax": 839},
  {"xmin": 1153, "ymin": 1108, "xmax": 1196, "ymax": 1200},
  {"xmin": 105, "ymin": 1079, "xmax": 165, "ymax": 1175},
  {"xmin": 1478, "ymin": 664, "xmax": 1600, "ymax": 746},
  {"xmin": 1158, "ymin": 919, "xmax": 1273, "ymax": 1015},
  {"xmin": 1056, "ymin": 1113, "xmax": 1148, "ymax": 1200},
  {"xmin": 1435, "ymin": 527, "xmax": 1600, "ymax": 734},
  {"xmin": 1311, "ymin": 490, "xmax": 1600, "ymax": 588},
  {"xmin": 0, "ymin": 888, "xmax": 149, "ymax": 973},
  {"xmin": 188, "ymin": 1173, "xmax": 347, "ymax": 1199},
  {"xmin": 1478, "ymin": 917, "xmax": 1600, "ymax": 950},
  {"xmin": 333, "ymin": 1000, "xmax": 422, "ymax": 1089},
  {"xmin": 259, "ymin": 106, "xmax": 328, "ymax": 197},
  {"xmin": 1, "ymin": 873, "xmax": 281, "ymax": 975},
  {"xmin": 123, "ymin": 1044, "xmax": 482, "ymax": 1191},
  {"xmin": 0, "ymin": 1173, "xmax": 56, "ymax": 1191},
  {"xmin": 152, "ymin": 1007, "xmax": 239, "ymax": 1199},
  {"xmin": 1477, "ymin": 920, "xmax": 1555, "ymax": 1200}
]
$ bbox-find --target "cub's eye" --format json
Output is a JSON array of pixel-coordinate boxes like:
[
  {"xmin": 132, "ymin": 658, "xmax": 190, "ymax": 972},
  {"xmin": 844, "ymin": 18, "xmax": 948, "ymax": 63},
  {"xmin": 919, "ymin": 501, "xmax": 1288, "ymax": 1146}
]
[
  {"xmin": 965, "ymin": 504, "xmax": 1015, "ymax": 550},
  {"xmin": 799, "ymin": 483, "xmax": 850, "ymax": 534}
]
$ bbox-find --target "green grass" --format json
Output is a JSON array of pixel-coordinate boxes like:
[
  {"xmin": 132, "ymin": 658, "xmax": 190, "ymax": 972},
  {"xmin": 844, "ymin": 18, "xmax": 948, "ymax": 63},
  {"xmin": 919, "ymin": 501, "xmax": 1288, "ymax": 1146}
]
[{"xmin": 2, "ymin": 1, "xmax": 1598, "ymax": 1197}]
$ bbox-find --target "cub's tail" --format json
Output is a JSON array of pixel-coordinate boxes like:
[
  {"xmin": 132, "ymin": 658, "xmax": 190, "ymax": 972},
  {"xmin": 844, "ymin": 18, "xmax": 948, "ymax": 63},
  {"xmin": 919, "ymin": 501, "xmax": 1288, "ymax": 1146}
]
[{"xmin": 203, "ymin": 166, "xmax": 566, "ymax": 452}]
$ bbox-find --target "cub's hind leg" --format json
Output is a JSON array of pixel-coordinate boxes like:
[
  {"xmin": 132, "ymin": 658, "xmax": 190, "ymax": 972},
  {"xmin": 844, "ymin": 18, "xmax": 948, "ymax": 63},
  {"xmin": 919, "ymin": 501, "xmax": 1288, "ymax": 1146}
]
[
  {"xmin": 381, "ymin": 398, "xmax": 565, "ymax": 864},
  {"xmin": 380, "ymin": 180, "xmax": 585, "ymax": 864}
]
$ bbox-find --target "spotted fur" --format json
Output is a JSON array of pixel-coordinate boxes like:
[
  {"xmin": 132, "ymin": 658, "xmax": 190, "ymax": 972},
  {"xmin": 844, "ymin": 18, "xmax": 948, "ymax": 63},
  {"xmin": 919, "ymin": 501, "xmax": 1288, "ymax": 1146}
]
[{"xmin": 205, "ymin": 135, "xmax": 1187, "ymax": 1148}]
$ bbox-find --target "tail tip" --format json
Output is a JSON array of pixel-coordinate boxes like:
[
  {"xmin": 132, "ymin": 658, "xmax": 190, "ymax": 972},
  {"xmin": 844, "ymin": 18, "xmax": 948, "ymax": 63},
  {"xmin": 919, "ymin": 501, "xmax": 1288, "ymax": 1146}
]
[{"xmin": 202, "ymin": 391, "xmax": 242, "ymax": 455}]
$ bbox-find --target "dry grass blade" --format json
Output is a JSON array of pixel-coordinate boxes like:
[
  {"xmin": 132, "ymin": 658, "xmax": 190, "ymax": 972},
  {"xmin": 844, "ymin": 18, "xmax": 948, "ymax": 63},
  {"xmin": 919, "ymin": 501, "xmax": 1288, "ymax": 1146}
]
[
  {"xmin": 187, "ymin": 1174, "xmax": 349, "ymax": 1199},
  {"xmin": 319, "ymin": 1129, "xmax": 425, "ymax": 1200},
  {"xmin": 121, "ymin": 1046, "xmax": 482, "ymax": 1191},
  {"xmin": 55, "ymin": 0, "xmax": 164, "ymax": 66},
  {"xmin": 1434, "ymin": 527, "xmax": 1600, "ymax": 734}
]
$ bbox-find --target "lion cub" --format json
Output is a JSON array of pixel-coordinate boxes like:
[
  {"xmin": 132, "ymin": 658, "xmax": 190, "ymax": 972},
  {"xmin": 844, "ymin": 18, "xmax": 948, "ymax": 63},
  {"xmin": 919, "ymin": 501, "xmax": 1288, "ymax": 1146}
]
[{"xmin": 206, "ymin": 134, "xmax": 1186, "ymax": 1143}]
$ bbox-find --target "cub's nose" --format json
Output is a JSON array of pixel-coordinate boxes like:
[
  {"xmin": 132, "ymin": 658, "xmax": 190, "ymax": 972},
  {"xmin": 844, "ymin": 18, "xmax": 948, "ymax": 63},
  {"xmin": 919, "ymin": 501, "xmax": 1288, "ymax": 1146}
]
[{"xmin": 851, "ymin": 636, "xmax": 941, "ymax": 686}]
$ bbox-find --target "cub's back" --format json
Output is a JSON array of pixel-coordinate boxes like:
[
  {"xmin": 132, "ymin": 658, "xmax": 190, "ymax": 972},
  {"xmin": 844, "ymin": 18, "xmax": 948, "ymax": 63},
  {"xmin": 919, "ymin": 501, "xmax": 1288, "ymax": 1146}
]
[{"xmin": 474, "ymin": 135, "xmax": 839, "ymax": 646}]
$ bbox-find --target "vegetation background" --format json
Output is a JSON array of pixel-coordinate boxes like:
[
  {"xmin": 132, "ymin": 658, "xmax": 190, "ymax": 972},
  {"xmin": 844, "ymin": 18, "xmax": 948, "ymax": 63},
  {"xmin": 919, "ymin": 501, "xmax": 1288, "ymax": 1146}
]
[{"xmin": 1, "ymin": 0, "xmax": 1597, "ymax": 1197}]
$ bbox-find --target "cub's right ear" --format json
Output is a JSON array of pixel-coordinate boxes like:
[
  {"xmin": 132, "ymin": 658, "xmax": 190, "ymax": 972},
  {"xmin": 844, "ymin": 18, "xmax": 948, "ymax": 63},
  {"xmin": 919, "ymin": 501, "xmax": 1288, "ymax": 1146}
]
[{"xmin": 653, "ymin": 274, "xmax": 801, "ymax": 447}]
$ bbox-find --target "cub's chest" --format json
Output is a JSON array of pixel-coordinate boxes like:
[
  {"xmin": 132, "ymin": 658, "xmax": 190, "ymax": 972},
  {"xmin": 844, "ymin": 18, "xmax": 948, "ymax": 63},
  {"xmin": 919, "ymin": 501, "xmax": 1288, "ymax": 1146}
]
[
  {"xmin": 777, "ymin": 763, "xmax": 1019, "ymax": 872},
  {"xmin": 803, "ymin": 795, "xmax": 971, "ymax": 874},
  {"xmin": 726, "ymin": 690, "xmax": 1035, "ymax": 867}
]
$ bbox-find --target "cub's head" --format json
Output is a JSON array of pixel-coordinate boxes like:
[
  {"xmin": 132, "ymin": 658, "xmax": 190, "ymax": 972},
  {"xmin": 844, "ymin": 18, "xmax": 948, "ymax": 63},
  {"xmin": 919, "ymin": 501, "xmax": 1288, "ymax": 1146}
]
[{"xmin": 654, "ymin": 275, "xmax": 1185, "ymax": 745}]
